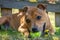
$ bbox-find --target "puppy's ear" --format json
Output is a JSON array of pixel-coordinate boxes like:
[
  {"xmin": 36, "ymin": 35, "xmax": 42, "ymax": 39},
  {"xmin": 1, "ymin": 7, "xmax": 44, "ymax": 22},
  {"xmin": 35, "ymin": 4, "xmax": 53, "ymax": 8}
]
[
  {"xmin": 37, "ymin": 4, "xmax": 47, "ymax": 10},
  {"xmin": 23, "ymin": 7, "xmax": 28, "ymax": 12}
]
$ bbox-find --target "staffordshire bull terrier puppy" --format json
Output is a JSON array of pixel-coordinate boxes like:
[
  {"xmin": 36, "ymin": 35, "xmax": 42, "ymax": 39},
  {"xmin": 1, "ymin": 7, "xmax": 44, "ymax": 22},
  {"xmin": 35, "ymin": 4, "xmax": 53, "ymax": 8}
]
[{"xmin": 18, "ymin": 3, "xmax": 55, "ymax": 38}]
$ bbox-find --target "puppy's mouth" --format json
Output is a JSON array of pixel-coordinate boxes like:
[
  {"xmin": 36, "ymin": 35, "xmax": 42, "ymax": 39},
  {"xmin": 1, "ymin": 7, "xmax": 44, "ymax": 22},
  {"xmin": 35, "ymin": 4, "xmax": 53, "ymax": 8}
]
[
  {"xmin": 31, "ymin": 23, "xmax": 46, "ymax": 33},
  {"xmin": 25, "ymin": 18, "xmax": 46, "ymax": 33}
]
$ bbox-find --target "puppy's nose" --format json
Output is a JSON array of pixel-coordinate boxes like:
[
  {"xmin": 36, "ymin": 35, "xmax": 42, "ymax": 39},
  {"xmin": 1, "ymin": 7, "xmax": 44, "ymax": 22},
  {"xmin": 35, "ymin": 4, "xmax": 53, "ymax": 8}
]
[
  {"xmin": 26, "ymin": 19, "xmax": 31, "ymax": 23},
  {"xmin": 32, "ymin": 27, "xmax": 39, "ymax": 33}
]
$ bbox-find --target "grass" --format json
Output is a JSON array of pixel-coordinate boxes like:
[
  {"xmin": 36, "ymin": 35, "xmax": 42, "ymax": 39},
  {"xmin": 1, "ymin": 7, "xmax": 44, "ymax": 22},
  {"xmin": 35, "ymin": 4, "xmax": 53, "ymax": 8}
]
[
  {"xmin": 0, "ymin": 27, "xmax": 60, "ymax": 40},
  {"xmin": 0, "ymin": 30, "xmax": 24, "ymax": 40}
]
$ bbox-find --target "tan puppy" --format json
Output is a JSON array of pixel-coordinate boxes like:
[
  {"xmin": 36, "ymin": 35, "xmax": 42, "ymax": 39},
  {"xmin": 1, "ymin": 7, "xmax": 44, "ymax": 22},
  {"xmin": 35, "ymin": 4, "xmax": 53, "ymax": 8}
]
[{"xmin": 18, "ymin": 4, "xmax": 55, "ymax": 37}]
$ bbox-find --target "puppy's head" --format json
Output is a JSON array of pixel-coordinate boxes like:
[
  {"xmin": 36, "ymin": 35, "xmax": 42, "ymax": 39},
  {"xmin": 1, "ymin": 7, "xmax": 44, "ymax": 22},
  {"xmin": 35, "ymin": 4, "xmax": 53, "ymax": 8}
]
[
  {"xmin": 18, "ymin": 4, "xmax": 47, "ymax": 37},
  {"xmin": 23, "ymin": 4, "xmax": 47, "ymax": 32}
]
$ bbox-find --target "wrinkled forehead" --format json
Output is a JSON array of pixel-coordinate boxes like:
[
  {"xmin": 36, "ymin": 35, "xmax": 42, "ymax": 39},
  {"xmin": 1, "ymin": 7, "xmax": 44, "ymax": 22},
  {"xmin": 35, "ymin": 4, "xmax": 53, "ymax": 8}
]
[
  {"xmin": 25, "ymin": 6, "xmax": 43, "ymax": 15},
  {"xmin": 27, "ymin": 6, "xmax": 43, "ymax": 12}
]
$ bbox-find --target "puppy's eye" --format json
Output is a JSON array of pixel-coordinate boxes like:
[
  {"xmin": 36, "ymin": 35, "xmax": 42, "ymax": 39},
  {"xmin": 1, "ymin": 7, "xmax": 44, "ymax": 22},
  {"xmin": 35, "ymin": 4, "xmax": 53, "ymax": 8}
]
[{"xmin": 36, "ymin": 16, "xmax": 41, "ymax": 20}]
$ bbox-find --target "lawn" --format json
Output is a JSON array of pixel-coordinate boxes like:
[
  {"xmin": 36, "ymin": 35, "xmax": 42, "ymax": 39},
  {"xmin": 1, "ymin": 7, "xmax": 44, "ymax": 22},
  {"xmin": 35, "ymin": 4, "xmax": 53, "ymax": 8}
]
[{"xmin": 0, "ymin": 9, "xmax": 60, "ymax": 40}]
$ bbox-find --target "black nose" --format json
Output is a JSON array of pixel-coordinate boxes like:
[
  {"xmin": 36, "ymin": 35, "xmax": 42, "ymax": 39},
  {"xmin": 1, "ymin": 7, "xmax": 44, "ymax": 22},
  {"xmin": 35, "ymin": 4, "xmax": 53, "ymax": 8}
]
[
  {"xmin": 26, "ymin": 19, "xmax": 31, "ymax": 23},
  {"xmin": 32, "ymin": 27, "xmax": 39, "ymax": 33}
]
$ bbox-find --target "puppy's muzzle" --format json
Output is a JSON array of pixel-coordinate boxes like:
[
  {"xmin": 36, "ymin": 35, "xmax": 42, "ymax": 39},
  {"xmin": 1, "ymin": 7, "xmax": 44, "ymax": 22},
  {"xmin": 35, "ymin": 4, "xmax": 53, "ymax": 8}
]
[{"xmin": 32, "ymin": 23, "xmax": 46, "ymax": 33}]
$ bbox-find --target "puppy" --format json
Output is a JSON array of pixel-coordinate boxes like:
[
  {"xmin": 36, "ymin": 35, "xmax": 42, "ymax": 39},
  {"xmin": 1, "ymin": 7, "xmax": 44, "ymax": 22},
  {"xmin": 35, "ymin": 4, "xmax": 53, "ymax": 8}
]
[{"xmin": 18, "ymin": 3, "xmax": 55, "ymax": 38}]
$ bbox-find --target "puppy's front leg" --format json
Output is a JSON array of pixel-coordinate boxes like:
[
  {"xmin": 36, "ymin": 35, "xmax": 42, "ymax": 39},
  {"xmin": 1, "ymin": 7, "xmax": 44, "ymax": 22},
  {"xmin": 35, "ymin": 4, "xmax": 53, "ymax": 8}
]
[{"xmin": 18, "ymin": 23, "xmax": 30, "ymax": 38}]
